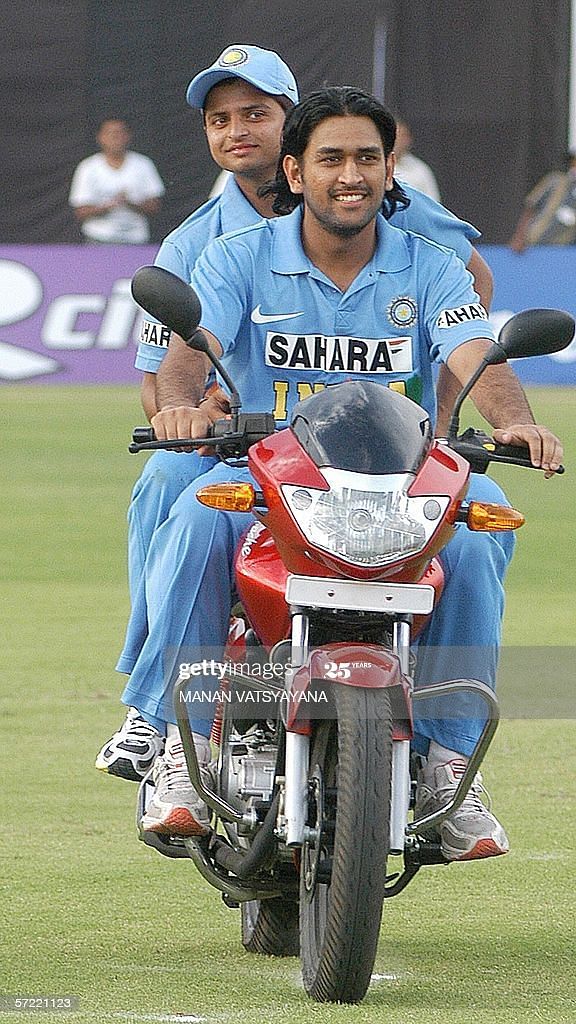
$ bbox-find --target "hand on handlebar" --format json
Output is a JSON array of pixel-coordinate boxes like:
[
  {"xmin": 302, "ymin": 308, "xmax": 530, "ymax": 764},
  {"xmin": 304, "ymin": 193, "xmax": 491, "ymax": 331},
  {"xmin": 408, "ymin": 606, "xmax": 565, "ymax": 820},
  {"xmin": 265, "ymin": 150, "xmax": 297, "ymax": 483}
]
[
  {"xmin": 492, "ymin": 424, "xmax": 564, "ymax": 478},
  {"xmin": 151, "ymin": 405, "xmax": 215, "ymax": 454}
]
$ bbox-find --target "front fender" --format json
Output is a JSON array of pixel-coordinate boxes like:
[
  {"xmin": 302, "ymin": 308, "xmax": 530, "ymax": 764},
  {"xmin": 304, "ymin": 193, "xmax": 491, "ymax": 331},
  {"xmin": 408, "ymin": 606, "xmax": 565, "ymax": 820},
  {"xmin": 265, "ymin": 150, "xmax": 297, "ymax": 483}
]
[{"xmin": 285, "ymin": 643, "xmax": 412, "ymax": 739}]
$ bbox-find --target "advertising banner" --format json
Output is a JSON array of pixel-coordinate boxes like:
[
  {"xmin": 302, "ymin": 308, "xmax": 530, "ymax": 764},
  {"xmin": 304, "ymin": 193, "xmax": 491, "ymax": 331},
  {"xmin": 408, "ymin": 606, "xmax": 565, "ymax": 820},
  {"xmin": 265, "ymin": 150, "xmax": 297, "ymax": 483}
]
[
  {"xmin": 0, "ymin": 245, "xmax": 154, "ymax": 384},
  {"xmin": 1, "ymin": 244, "xmax": 575, "ymax": 385}
]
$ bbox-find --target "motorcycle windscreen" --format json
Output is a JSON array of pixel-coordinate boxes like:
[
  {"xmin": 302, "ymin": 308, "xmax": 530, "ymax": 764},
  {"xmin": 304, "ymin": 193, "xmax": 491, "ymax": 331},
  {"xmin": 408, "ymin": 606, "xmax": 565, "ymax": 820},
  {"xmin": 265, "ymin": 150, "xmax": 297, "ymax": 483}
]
[{"xmin": 290, "ymin": 380, "xmax": 432, "ymax": 475}]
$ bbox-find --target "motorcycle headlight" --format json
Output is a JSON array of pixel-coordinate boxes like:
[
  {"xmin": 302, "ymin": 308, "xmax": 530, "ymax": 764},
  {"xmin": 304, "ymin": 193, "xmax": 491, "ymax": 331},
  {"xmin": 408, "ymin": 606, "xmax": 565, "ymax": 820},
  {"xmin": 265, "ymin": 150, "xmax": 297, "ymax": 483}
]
[{"xmin": 282, "ymin": 470, "xmax": 449, "ymax": 568}]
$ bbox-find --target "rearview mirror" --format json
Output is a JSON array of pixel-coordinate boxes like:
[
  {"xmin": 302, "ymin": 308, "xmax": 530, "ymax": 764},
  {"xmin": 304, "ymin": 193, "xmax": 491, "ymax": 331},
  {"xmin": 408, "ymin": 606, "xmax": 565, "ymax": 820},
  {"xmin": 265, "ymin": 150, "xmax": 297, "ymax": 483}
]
[
  {"xmin": 489, "ymin": 308, "xmax": 575, "ymax": 364},
  {"xmin": 131, "ymin": 266, "xmax": 206, "ymax": 348},
  {"xmin": 131, "ymin": 265, "xmax": 241, "ymax": 412},
  {"xmin": 447, "ymin": 307, "xmax": 575, "ymax": 440}
]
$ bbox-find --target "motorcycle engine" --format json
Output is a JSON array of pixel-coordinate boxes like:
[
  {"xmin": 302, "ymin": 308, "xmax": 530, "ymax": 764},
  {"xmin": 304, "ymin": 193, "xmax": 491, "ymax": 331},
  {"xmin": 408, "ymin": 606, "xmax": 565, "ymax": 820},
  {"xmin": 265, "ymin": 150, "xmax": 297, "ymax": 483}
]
[{"xmin": 219, "ymin": 724, "xmax": 278, "ymax": 812}]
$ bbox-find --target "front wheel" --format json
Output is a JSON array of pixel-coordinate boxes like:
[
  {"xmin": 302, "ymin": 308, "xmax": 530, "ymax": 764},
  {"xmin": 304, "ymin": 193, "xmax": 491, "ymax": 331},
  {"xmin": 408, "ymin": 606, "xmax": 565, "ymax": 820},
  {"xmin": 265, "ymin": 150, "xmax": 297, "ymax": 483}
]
[
  {"xmin": 241, "ymin": 897, "xmax": 300, "ymax": 956},
  {"xmin": 300, "ymin": 685, "xmax": 393, "ymax": 1003}
]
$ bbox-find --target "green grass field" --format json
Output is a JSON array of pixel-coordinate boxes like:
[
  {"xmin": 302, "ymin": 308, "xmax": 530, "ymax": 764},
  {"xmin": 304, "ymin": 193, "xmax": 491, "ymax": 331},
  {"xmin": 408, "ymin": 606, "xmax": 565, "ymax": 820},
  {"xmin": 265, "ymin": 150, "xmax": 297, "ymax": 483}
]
[{"xmin": 2, "ymin": 386, "xmax": 575, "ymax": 1024}]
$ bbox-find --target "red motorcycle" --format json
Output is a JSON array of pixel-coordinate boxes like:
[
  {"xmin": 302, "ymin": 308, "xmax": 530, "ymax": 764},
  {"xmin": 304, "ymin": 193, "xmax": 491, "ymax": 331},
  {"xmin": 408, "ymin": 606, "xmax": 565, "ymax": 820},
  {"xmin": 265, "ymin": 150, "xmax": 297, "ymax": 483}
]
[{"xmin": 131, "ymin": 266, "xmax": 572, "ymax": 1004}]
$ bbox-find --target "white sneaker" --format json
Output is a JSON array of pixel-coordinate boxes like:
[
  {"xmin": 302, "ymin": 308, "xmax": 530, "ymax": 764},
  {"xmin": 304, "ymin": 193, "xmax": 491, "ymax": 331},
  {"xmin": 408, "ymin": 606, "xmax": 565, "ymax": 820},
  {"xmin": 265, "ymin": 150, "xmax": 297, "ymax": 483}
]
[
  {"xmin": 140, "ymin": 736, "xmax": 211, "ymax": 837},
  {"xmin": 416, "ymin": 754, "xmax": 509, "ymax": 861},
  {"xmin": 95, "ymin": 707, "xmax": 165, "ymax": 781}
]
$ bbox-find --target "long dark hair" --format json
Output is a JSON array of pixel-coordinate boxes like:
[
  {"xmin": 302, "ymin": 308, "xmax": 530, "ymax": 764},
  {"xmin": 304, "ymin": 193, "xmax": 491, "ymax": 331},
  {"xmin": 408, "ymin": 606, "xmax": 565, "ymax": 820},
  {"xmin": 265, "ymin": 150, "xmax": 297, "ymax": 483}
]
[{"xmin": 259, "ymin": 86, "xmax": 410, "ymax": 219}]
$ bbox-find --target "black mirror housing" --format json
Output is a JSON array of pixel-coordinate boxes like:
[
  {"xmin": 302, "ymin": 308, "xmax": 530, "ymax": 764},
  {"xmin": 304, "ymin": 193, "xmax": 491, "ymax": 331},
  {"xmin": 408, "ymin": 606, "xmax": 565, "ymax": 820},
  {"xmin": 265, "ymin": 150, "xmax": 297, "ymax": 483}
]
[
  {"xmin": 492, "ymin": 308, "xmax": 575, "ymax": 363},
  {"xmin": 131, "ymin": 266, "xmax": 202, "ymax": 344}
]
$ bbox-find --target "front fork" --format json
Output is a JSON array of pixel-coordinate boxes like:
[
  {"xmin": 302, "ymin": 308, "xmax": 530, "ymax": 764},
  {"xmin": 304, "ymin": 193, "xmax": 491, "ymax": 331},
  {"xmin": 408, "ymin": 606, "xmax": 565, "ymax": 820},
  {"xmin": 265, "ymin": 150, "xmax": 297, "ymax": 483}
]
[
  {"xmin": 172, "ymin": 608, "xmax": 416, "ymax": 849},
  {"xmin": 282, "ymin": 611, "xmax": 413, "ymax": 850},
  {"xmin": 284, "ymin": 612, "xmax": 311, "ymax": 847},
  {"xmin": 389, "ymin": 618, "xmax": 412, "ymax": 854}
]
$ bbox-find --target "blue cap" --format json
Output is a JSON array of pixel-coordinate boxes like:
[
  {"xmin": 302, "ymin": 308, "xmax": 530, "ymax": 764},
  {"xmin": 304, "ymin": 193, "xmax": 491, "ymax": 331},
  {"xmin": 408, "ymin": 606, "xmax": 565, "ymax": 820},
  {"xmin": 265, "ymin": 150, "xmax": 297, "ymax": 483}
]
[{"xmin": 186, "ymin": 44, "xmax": 299, "ymax": 109}]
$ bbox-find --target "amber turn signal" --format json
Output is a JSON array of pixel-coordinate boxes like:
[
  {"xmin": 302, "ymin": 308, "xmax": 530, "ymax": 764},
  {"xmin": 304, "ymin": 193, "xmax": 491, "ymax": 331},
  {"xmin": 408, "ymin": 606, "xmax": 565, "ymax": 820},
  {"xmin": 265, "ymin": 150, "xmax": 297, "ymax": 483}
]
[
  {"xmin": 196, "ymin": 482, "xmax": 256, "ymax": 512},
  {"xmin": 466, "ymin": 501, "xmax": 525, "ymax": 531}
]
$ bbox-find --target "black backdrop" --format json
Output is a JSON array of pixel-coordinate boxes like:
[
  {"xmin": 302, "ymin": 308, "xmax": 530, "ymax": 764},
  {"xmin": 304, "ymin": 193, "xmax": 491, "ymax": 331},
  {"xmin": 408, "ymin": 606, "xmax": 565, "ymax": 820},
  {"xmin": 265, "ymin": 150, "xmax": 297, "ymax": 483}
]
[{"xmin": 2, "ymin": 1, "xmax": 570, "ymax": 244}]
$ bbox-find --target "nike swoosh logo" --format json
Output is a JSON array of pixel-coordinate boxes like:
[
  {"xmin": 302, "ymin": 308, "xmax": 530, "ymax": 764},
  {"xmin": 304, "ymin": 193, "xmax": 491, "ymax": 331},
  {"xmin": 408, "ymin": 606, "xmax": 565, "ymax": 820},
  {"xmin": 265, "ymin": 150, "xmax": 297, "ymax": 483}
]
[{"xmin": 251, "ymin": 305, "xmax": 305, "ymax": 325}]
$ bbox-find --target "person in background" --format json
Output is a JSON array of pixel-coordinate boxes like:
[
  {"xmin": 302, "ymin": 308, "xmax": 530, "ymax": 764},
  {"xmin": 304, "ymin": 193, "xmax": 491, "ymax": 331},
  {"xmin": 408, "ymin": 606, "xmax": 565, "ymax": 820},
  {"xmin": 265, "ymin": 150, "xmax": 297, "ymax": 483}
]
[
  {"xmin": 394, "ymin": 117, "xmax": 441, "ymax": 201},
  {"xmin": 69, "ymin": 118, "xmax": 164, "ymax": 243},
  {"xmin": 508, "ymin": 152, "xmax": 576, "ymax": 252}
]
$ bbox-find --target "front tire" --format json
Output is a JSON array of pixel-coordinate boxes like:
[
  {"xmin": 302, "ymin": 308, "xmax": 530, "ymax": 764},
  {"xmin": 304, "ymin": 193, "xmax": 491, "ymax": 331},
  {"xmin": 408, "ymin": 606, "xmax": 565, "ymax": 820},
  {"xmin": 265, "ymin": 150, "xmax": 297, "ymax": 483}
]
[
  {"xmin": 300, "ymin": 685, "xmax": 393, "ymax": 1003},
  {"xmin": 241, "ymin": 897, "xmax": 300, "ymax": 956}
]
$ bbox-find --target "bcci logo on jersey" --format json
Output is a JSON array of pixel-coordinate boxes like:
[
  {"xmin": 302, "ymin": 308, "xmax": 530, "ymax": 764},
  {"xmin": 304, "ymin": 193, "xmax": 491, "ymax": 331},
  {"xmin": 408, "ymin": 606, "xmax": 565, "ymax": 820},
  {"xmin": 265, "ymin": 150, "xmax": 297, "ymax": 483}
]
[
  {"xmin": 387, "ymin": 296, "xmax": 418, "ymax": 328},
  {"xmin": 265, "ymin": 333, "xmax": 413, "ymax": 374}
]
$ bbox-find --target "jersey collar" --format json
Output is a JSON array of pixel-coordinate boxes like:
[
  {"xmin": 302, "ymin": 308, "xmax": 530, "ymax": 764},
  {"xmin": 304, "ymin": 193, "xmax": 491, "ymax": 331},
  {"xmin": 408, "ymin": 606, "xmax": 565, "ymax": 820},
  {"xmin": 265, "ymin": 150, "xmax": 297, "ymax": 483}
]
[
  {"xmin": 270, "ymin": 206, "xmax": 412, "ymax": 277},
  {"xmin": 219, "ymin": 177, "xmax": 265, "ymax": 233}
]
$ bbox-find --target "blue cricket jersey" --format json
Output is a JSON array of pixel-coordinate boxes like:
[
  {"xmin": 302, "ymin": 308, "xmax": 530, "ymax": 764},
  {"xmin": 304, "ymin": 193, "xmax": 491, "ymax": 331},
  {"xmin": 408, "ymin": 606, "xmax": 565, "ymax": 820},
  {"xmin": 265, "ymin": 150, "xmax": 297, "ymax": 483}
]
[{"xmin": 190, "ymin": 207, "xmax": 494, "ymax": 428}]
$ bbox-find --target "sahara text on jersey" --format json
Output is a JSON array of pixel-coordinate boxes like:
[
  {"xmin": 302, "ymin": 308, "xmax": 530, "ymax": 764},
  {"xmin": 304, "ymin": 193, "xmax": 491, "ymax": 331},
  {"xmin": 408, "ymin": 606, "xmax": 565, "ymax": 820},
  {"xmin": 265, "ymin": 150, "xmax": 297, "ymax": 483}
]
[{"xmin": 265, "ymin": 332, "xmax": 413, "ymax": 374}]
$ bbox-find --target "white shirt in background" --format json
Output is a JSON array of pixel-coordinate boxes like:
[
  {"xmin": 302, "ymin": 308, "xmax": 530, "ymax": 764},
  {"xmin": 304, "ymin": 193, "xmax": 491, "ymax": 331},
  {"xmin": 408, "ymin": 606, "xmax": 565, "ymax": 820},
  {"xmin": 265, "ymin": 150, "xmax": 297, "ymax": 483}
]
[{"xmin": 69, "ymin": 151, "xmax": 165, "ymax": 243}]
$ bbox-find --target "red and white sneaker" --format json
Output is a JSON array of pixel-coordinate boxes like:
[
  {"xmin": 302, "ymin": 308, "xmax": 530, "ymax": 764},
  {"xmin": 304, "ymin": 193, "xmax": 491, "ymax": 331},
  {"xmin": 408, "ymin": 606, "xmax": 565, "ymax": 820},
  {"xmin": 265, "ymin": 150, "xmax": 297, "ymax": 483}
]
[
  {"xmin": 140, "ymin": 736, "xmax": 212, "ymax": 837},
  {"xmin": 416, "ymin": 755, "xmax": 509, "ymax": 861}
]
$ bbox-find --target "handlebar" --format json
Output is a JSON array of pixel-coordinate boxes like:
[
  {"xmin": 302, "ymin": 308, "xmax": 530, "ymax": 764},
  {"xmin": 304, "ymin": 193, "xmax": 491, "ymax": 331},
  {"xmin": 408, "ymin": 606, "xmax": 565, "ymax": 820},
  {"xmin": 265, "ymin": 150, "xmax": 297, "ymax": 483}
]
[
  {"xmin": 131, "ymin": 427, "xmax": 159, "ymax": 447},
  {"xmin": 447, "ymin": 428, "xmax": 565, "ymax": 475},
  {"xmin": 130, "ymin": 421, "xmax": 564, "ymax": 475},
  {"xmin": 129, "ymin": 412, "xmax": 276, "ymax": 459}
]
